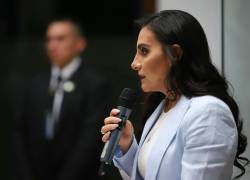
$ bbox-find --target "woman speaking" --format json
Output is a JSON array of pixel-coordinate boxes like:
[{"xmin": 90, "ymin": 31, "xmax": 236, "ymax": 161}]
[{"xmin": 101, "ymin": 10, "xmax": 248, "ymax": 180}]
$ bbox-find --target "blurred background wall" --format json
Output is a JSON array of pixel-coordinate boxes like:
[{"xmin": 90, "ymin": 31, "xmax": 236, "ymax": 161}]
[
  {"xmin": 224, "ymin": 0, "xmax": 250, "ymax": 179},
  {"xmin": 0, "ymin": 0, "xmax": 249, "ymax": 179}
]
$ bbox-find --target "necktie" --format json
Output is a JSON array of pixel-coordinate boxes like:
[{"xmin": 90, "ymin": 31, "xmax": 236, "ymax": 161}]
[{"xmin": 45, "ymin": 74, "xmax": 63, "ymax": 140}]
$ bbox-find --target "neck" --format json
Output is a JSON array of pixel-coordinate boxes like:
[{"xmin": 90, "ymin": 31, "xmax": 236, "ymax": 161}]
[
  {"xmin": 58, "ymin": 61, "xmax": 70, "ymax": 70},
  {"xmin": 164, "ymin": 95, "xmax": 180, "ymax": 112},
  {"xmin": 56, "ymin": 57, "xmax": 76, "ymax": 70}
]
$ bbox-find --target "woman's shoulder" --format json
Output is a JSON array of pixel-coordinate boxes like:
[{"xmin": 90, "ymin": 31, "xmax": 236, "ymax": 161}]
[
  {"xmin": 181, "ymin": 95, "xmax": 235, "ymax": 129},
  {"xmin": 178, "ymin": 95, "xmax": 238, "ymax": 161},
  {"xmin": 188, "ymin": 95, "xmax": 231, "ymax": 113}
]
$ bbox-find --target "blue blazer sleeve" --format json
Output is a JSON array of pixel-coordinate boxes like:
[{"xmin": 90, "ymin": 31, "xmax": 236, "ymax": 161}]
[{"xmin": 113, "ymin": 136, "xmax": 138, "ymax": 179}]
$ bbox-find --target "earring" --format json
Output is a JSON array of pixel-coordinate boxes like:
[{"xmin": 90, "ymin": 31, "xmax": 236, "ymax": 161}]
[{"xmin": 166, "ymin": 89, "xmax": 177, "ymax": 101}]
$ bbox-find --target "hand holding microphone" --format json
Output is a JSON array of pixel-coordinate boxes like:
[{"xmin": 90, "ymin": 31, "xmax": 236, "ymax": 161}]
[
  {"xmin": 101, "ymin": 108, "xmax": 134, "ymax": 154},
  {"xmin": 99, "ymin": 88, "xmax": 136, "ymax": 176}
]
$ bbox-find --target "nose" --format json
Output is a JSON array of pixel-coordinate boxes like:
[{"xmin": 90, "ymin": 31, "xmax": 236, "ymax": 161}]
[{"xmin": 131, "ymin": 57, "xmax": 142, "ymax": 71}]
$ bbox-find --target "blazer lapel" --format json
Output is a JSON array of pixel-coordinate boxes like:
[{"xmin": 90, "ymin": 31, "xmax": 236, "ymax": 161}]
[
  {"xmin": 131, "ymin": 100, "xmax": 166, "ymax": 180},
  {"xmin": 139, "ymin": 100, "xmax": 166, "ymax": 147},
  {"xmin": 146, "ymin": 95, "xmax": 190, "ymax": 180}
]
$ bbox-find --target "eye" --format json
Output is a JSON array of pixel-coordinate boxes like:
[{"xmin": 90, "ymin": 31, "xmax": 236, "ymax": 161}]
[{"xmin": 140, "ymin": 47, "xmax": 149, "ymax": 55}]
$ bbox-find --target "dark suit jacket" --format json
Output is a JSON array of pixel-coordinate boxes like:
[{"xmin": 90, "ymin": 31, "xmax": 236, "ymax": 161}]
[{"xmin": 11, "ymin": 61, "xmax": 112, "ymax": 180}]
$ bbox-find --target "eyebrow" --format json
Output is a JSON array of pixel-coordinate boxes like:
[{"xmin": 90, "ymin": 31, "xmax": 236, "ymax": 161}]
[{"xmin": 137, "ymin": 43, "xmax": 150, "ymax": 50}]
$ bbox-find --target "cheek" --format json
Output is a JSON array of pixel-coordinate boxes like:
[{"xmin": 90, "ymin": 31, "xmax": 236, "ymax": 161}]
[
  {"xmin": 64, "ymin": 41, "xmax": 77, "ymax": 53},
  {"xmin": 56, "ymin": 44, "xmax": 74, "ymax": 58},
  {"xmin": 145, "ymin": 57, "xmax": 170, "ymax": 81}
]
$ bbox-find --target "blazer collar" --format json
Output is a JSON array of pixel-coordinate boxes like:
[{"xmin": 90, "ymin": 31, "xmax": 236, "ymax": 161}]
[{"xmin": 132, "ymin": 95, "xmax": 191, "ymax": 180}]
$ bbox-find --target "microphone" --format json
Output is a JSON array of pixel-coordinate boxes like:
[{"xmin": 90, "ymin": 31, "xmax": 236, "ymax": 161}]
[{"xmin": 99, "ymin": 88, "xmax": 136, "ymax": 176}]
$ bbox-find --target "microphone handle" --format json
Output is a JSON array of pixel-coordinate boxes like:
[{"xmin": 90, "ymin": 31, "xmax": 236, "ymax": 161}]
[
  {"xmin": 100, "ymin": 126, "xmax": 122, "ymax": 164},
  {"xmin": 100, "ymin": 106, "xmax": 132, "ymax": 164}
]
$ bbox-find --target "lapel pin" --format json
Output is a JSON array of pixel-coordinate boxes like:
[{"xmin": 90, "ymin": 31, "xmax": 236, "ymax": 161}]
[{"xmin": 63, "ymin": 81, "xmax": 75, "ymax": 93}]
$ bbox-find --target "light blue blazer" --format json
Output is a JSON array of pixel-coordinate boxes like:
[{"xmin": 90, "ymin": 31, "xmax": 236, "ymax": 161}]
[{"xmin": 113, "ymin": 95, "xmax": 238, "ymax": 180}]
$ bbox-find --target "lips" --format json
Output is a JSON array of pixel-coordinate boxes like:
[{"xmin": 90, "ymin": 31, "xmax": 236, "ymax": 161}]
[{"xmin": 139, "ymin": 75, "xmax": 146, "ymax": 80}]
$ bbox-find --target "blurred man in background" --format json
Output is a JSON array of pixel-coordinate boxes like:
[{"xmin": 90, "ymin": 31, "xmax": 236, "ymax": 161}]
[{"xmin": 11, "ymin": 18, "xmax": 111, "ymax": 180}]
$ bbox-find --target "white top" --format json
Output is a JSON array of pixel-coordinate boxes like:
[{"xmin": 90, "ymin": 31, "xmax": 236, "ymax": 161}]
[{"xmin": 137, "ymin": 109, "xmax": 169, "ymax": 178}]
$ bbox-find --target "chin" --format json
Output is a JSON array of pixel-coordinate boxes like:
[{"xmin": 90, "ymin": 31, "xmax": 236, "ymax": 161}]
[
  {"xmin": 50, "ymin": 59, "xmax": 67, "ymax": 68},
  {"xmin": 141, "ymin": 85, "xmax": 151, "ymax": 93},
  {"xmin": 141, "ymin": 84, "xmax": 164, "ymax": 94}
]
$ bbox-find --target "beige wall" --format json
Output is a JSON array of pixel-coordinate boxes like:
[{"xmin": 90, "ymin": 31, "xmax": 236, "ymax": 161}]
[{"xmin": 156, "ymin": 0, "xmax": 222, "ymax": 71}]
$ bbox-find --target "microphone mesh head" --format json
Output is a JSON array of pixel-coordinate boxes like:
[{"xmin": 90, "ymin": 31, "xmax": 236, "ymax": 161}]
[{"xmin": 118, "ymin": 88, "xmax": 137, "ymax": 108}]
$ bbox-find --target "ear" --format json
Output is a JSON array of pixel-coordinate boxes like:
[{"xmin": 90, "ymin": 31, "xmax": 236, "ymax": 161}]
[
  {"xmin": 171, "ymin": 44, "xmax": 183, "ymax": 61},
  {"xmin": 76, "ymin": 36, "xmax": 87, "ymax": 53}
]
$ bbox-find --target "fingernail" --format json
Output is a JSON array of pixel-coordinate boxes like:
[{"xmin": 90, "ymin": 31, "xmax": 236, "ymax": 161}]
[
  {"xmin": 113, "ymin": 109, "xmax": 120, "ymax": 113},
  {"xmin": 116, "ymin": 118, "xmax": 122, "ymax": 122}
]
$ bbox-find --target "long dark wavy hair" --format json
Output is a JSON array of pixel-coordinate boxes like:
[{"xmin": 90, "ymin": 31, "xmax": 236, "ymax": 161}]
[{"xmin": 135, "ymin": 10, "xmax": 249, "ymax": 178}]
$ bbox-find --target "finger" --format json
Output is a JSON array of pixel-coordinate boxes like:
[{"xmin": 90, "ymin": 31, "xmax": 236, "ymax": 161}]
[
  {"xmin": 102, "ymin": 131, "xmax": 111, "ymax": 142},
  {"xmin": 104, "ymin": 116, "xmax": 121, "ymax": 125},
  {"xmin": 125, "ymin": 120, "xmax": 133, "ymax": 128},
  {"xmin": 110, "ymin": 108, "xmax": 120, "ymax": 116},
  {"xmin": 101, "ymin": 124, "xmax": 119, "ymax": 134},
  {"xmin": 123, "ymin": 120, "xmax": 134, "ymax": 135}
]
